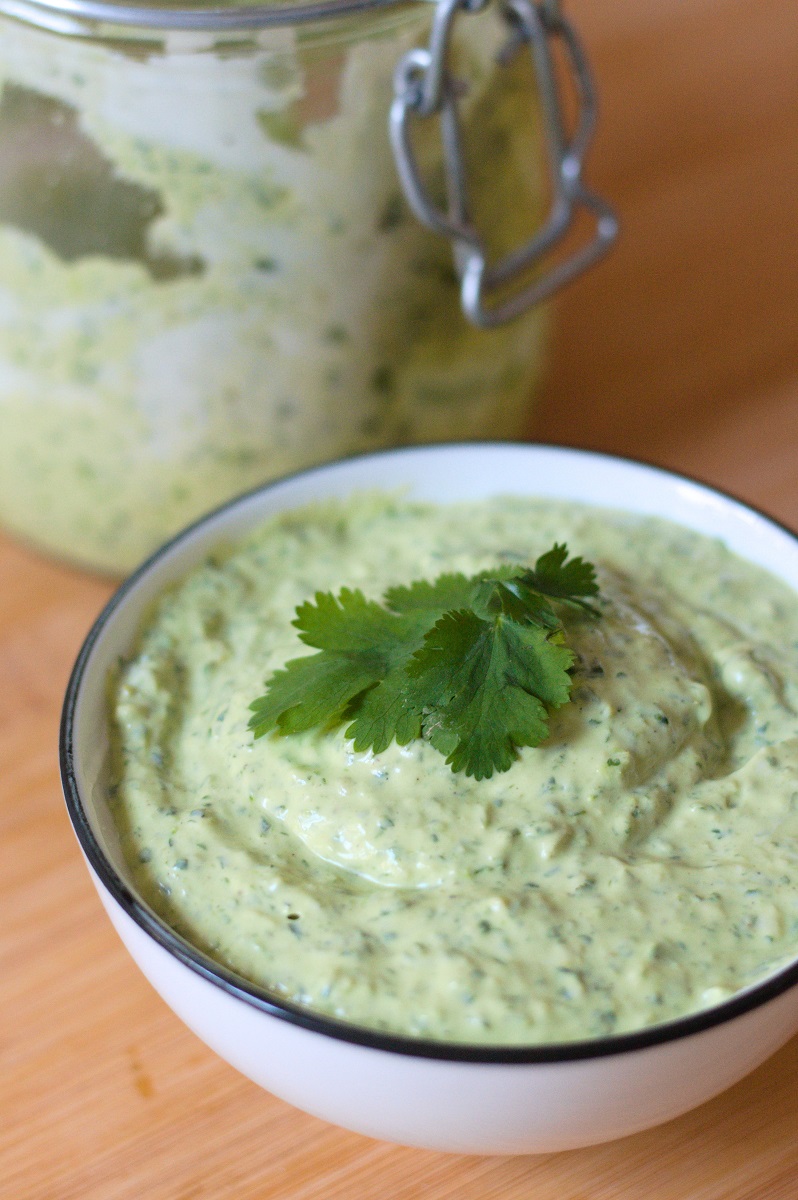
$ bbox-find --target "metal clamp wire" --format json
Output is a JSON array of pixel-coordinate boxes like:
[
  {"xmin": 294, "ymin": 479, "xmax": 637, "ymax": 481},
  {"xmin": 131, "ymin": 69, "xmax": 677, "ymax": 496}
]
[{"xmin": 390, "ymin": 0, "xmax": 618, "ymax": 327}]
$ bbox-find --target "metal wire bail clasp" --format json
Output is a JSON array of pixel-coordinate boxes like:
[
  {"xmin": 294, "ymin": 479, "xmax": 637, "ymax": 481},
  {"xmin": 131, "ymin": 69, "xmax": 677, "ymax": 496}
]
[{"xmin": 389, "ymin": 0, "xmax": 618, "ymax": 328}]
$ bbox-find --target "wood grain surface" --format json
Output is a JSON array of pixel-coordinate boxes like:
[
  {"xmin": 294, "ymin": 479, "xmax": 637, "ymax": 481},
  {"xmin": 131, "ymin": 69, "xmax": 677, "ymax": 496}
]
[{"xmin": 3, "ymin": 1, "xmax": 798, "ymax": 1196}]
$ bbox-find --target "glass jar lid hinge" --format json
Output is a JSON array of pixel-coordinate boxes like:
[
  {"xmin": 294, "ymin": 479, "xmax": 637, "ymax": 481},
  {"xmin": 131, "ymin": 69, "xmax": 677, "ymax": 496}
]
[{"xmin": 390, "ymin": 0, "xmax": 618, "ymax": 327}]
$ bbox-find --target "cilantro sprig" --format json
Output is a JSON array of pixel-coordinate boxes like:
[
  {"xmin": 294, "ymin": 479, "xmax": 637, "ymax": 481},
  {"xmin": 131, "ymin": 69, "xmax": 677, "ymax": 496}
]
[{"xmin": 248, "ymin": 544, "xmax": 600, "ymax": 780}]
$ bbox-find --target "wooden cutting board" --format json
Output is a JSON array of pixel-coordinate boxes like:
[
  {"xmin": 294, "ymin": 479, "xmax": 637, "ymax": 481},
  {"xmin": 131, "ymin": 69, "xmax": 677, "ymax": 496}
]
[{"xmin": 3, "ymin": 1, "xmax": 798, "ymax": 1196}]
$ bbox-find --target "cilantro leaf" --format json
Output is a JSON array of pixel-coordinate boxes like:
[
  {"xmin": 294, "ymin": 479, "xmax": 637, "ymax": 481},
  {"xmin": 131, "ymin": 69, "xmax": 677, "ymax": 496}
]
[
  {"xmin": 384, "ymin": 567, "xmax": 518, "ymax": 617},
  {"xmin": 383, "ymin": 572, "xmax": 476, "ymax": 615},
  {"xmin": 345, "ymin": 668, "xmax": 423, "ymax": 754},
  {"xmin": 471, "ymin": 576, "xmax": 559, "ymax": 628},
  {"xmin": 407, "ymin": 610, "xmax": 574, "ymax": 779},
  {"xmin": 522, "ymin": 543, "xmax": 600, "ymax": 615},
  {"xmin": 248, "ymin": 544, "xmax": 600, "ymax": 778},
  {"xmin": 247, "ymin": 589, "xmax": 428, "ymax": 738},
  {"xmin": 248, "ymin": 650, "xmax": 378, "ymax": 737},
  {"xmin": 293, "ymin": 588, "xmax": 407, "ymax": 652}
]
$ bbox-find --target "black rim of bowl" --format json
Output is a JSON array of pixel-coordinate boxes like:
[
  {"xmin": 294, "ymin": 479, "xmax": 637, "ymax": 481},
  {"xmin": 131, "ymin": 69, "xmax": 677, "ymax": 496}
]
[{"xmin": 59, "ymin": 441, "xmax": 798, "ymax": 1064}]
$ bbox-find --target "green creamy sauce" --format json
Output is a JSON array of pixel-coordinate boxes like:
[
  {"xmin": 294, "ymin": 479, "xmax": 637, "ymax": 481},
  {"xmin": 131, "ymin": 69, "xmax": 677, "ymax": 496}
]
[
  {"xmin": 110, "ymin": 495, "xmax": 798, "ymax": 1044},
  {"xmin": 0, "ymin": 13, "xmax": 545, "ymax": 573}
]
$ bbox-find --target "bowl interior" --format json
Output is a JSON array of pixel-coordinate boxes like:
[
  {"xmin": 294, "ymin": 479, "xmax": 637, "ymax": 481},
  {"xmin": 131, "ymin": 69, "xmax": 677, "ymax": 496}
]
[{"xmin": 62, "ymin": 442, "xmax": 798, "ymax": 1052}]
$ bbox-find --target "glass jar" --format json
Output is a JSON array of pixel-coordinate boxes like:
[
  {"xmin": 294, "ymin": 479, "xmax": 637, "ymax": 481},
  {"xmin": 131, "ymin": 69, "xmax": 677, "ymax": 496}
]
[{"xmin": 0, "ymin": 0, "xmax": 614, "ymax": 573}]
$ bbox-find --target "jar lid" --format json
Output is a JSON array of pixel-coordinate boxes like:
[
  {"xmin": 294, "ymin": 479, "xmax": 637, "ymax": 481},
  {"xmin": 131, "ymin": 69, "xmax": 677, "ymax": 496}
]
[{"xmin": 1, "ymin": 0, "xmax": 407, "ymax": 31}]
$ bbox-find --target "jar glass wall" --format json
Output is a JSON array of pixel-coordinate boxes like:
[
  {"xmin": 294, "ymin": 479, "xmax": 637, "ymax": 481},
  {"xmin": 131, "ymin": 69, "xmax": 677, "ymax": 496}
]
[{"xmin": 0, "ymin": 2, "xmax": 548, "ymax": 573}]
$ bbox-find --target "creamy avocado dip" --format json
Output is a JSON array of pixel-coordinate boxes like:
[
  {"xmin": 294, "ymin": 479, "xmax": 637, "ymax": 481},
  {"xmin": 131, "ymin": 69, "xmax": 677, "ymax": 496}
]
[
  {"xmin": 0, "ymin": 7, "xmax": 545, "ymax": 573},
  {"xmin": 109, "ymin": 494, "xmax": 798, "ymax": 1044}
]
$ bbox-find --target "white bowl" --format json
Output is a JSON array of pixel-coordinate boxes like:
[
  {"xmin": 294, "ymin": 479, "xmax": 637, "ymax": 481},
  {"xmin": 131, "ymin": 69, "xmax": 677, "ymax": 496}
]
[{"xmin": 60, "ymin": 443, "xmax": 798, "ymax": 1155}]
